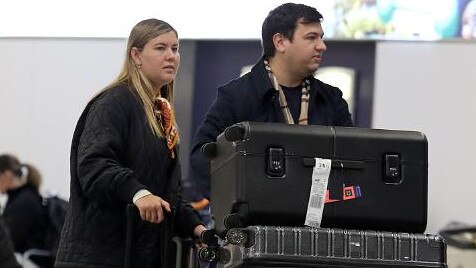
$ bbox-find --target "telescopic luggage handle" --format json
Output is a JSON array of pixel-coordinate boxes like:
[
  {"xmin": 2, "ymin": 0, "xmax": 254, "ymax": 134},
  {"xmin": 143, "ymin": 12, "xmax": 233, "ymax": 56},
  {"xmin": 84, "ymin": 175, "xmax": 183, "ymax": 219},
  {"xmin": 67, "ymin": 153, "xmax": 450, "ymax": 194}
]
[
  {"xmin": 440, "ymin": 226, "xmax": 476, "ymax": 249},
  {"xmin": 124, "ymin": 204, "xmax": 138, "ymax": 268}
]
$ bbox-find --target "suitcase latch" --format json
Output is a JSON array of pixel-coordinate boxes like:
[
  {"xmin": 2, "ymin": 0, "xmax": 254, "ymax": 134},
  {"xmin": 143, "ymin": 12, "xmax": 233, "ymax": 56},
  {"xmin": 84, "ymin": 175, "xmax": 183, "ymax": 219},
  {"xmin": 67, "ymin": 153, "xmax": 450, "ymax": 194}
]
[
  {"xmin": 267, "ymin": 147, "xmax": 285, "ymax": 178},
  {"xmin": 383, "ymin": 154, "xmax": 401, "ymax": 184}
]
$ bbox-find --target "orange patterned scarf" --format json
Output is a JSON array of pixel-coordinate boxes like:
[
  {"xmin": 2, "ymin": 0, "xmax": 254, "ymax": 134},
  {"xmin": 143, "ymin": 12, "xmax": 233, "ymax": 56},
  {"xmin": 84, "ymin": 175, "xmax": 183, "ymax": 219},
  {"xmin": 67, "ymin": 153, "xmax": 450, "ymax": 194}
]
[{"xmin": 154, "ymin": 96, "xmax": 179, "ymax": 158}]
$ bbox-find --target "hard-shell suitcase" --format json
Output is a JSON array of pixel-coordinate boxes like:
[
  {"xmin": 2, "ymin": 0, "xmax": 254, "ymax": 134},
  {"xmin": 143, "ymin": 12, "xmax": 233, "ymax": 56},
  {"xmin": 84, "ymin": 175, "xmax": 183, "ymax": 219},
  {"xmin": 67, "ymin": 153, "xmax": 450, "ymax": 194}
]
[
  {"xmin": 205, "ymin": 122, "xmax": 428, "ymax": 234},
  {"xmin": 221, "ymin": 226, "xmax": 447, "ymax": 268}
]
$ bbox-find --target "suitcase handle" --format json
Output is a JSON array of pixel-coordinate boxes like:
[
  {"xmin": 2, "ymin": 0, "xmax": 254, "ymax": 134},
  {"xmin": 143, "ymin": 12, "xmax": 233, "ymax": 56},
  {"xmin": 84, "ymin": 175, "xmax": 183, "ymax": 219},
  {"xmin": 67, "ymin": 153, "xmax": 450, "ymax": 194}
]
[
  {"xmin": 440, "ymin": 226, "xmax": 476, "ymax": 249},
  {"xmin": 302, "ymin": 158, "xmax": 365, "ymax": 170}
]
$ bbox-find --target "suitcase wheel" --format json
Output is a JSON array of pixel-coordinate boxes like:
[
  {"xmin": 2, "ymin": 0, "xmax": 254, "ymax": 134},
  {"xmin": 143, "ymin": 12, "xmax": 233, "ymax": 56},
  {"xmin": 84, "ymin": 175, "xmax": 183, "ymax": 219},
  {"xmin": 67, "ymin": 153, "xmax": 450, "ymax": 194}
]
[
  {"xmin": 224, "ymin": 124, "xmax": 245, "ymax": 142},
  {"xmin": 201, "ymin": 142, "xmax": 217, "ymax": 158}
]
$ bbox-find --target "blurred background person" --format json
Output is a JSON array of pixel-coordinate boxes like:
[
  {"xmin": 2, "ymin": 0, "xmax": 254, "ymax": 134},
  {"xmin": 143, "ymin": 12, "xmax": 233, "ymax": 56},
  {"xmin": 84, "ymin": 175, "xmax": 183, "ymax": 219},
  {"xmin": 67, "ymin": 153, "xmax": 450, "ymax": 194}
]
[
  {"xmin": 462, "ymin": 0, "xmax": 476, "ymax": 39},
  {"xmin": 0, "ymin": 217, "xmax": 21, "ymax": 268},
  {"xmin": 0, "ymin": 154, "xmax": 48, "ymax": 254}
]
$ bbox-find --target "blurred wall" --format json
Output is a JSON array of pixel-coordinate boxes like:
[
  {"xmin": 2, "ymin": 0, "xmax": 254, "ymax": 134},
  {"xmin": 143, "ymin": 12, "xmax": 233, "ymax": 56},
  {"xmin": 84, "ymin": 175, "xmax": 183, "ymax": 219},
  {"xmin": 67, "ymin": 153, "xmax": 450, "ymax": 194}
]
[{"xmin": 373, "ymin": 40, "xmax": 476, "ymax": 233}]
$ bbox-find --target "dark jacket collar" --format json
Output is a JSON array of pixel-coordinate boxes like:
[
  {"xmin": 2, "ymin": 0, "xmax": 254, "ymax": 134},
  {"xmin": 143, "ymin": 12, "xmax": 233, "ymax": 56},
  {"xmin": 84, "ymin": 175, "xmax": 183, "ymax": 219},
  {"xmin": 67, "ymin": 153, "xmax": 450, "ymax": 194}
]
[
  {"xmin": 6, "ymin": 184, "xmax": 37, "ymax": 196},
  {"xmin": 248, "ymin": 58, "xmax": 275, "ymax": 100},
  {"xmin": 249, "ymin": 57, "xmax": 318, "ymax": 100}
]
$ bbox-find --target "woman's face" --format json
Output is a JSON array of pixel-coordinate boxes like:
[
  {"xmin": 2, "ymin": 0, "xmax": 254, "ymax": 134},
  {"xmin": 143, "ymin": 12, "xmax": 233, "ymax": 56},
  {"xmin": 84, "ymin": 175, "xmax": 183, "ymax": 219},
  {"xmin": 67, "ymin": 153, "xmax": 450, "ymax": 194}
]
[{"xmin": 132, "ymin": 31, "xmax": 180, "ymax": 91}]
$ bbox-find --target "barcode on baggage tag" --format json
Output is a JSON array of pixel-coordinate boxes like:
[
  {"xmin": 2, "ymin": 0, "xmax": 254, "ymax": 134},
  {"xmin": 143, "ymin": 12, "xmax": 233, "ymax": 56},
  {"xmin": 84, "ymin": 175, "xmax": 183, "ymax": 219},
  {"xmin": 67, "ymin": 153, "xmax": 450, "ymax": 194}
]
[
  {"xmin": 306, "ymin": 220, "xmax": 320, "ymax": 227},
  {"xmin": 305, "ymin": 158, "xmax": 331, "ymax": 228},
  {"xmin": 310, "ymin": 195, "xmax": 323, "ymax": 209}
]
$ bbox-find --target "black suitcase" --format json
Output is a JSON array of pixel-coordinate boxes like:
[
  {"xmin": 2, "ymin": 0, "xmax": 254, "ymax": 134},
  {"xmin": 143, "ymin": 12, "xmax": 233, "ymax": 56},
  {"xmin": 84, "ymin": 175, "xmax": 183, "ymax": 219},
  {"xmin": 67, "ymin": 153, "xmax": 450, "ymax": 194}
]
[
  {"xmin": 205, "ymin": 122, "xmax": 428, "ymax": 234},
  {"xmin": 220, "ymin": 226, "xmax": 447, "ymax": 268}
]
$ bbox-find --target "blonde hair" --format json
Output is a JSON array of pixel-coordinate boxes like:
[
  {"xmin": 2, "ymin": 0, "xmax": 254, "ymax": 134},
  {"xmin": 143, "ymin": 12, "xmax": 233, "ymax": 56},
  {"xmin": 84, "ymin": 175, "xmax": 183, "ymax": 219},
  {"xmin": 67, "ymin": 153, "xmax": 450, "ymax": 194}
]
[{"xmin": 102, "ymin": 19, "xmax": 178, "ymax": 138}]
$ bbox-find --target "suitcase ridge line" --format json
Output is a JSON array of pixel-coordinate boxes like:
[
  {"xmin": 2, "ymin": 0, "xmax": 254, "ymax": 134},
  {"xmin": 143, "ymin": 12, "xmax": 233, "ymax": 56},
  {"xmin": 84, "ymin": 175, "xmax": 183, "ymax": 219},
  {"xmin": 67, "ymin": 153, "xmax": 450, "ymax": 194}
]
[{"xmin": 235, "ymin": 226, "xmax": 445, "ymax": 266}]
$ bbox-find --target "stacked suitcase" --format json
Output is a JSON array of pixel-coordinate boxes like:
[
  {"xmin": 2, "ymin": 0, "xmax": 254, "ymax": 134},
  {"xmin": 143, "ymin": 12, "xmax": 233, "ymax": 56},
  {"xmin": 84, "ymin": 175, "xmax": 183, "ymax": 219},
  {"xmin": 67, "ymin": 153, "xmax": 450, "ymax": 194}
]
[
  {"xmin": 221, "ymin": 226, "xmax": 446, "ymax": 267},
  {"xmin": 203, "ymin": 122, "xmax": 447, "ymax": 267}
]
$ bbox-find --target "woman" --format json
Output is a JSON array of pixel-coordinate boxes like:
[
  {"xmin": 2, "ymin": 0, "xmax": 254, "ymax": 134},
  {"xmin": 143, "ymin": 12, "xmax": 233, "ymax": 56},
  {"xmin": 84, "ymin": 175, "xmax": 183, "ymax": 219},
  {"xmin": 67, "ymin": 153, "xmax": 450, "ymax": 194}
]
[
  {"xmin": 55, "ymin": 19, "xmax": 206, "ymax": 267},
  {"xmin": 0, "ymin": 154, "xmax": 48, "ymax": 253}
]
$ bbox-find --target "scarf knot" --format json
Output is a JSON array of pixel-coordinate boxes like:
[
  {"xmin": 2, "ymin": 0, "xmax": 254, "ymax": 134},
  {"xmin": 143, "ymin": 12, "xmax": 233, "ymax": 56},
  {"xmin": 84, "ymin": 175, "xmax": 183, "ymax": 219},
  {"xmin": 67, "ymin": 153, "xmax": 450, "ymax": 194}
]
[{"xmin": 154, "ymin": 97, "xmax": 179, "ymax": 158}]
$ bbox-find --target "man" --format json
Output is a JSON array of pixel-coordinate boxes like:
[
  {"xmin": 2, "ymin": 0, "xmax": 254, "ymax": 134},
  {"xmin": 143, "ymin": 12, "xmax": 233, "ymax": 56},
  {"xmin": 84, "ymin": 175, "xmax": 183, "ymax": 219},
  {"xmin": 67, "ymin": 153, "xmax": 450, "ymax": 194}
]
[{"xmin": 190, "ymin": 3, "xmax": 353, "ymax": 223}]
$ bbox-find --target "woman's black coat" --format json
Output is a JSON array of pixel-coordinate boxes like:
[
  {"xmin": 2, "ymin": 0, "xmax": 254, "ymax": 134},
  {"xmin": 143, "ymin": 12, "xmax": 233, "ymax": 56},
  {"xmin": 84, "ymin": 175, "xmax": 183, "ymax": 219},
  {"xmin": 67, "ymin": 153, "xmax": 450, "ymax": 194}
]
[{"xmin": 56, "ymin": 85, "xmax": 201, "ymax": 267}]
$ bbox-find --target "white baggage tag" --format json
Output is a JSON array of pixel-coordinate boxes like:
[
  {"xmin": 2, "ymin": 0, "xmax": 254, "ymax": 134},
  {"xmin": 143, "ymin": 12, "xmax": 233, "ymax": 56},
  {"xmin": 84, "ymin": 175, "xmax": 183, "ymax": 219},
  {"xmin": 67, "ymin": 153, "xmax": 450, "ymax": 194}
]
[{"xmin": 305, "ymin": 158, "xmax": 331, "ymax": 228}]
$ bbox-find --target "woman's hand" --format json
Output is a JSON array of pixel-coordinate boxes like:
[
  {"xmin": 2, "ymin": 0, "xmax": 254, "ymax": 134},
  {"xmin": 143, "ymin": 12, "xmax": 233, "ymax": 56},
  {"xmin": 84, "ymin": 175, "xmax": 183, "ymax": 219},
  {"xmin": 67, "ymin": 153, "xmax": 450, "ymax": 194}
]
[
  {"xmin": 194, "ymin": 224, "xmax": 208, "ymax": 237},
  {"xmin": 194, "ymin": 225, "xmax": 210, "ymax": 248},
  {"xmin": 135, "ymin": 195, "xmax": 171, "ymax": 223}
]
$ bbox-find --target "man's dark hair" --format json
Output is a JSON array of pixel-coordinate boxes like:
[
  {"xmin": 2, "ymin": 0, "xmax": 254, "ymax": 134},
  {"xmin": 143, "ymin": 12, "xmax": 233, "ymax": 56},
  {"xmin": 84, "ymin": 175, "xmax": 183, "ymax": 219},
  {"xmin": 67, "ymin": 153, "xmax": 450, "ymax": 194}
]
[{"xmin": 261, "ymin": 3, "xmax": 323, "ymax": 58}]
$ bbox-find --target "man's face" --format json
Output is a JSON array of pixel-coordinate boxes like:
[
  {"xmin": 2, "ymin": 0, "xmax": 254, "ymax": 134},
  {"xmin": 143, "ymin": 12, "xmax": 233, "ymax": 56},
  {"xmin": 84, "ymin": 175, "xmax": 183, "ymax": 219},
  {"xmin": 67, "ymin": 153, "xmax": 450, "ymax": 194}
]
[{"xmin": 282, "ymin": 22, "xmax": 326, "ymax": 78}]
